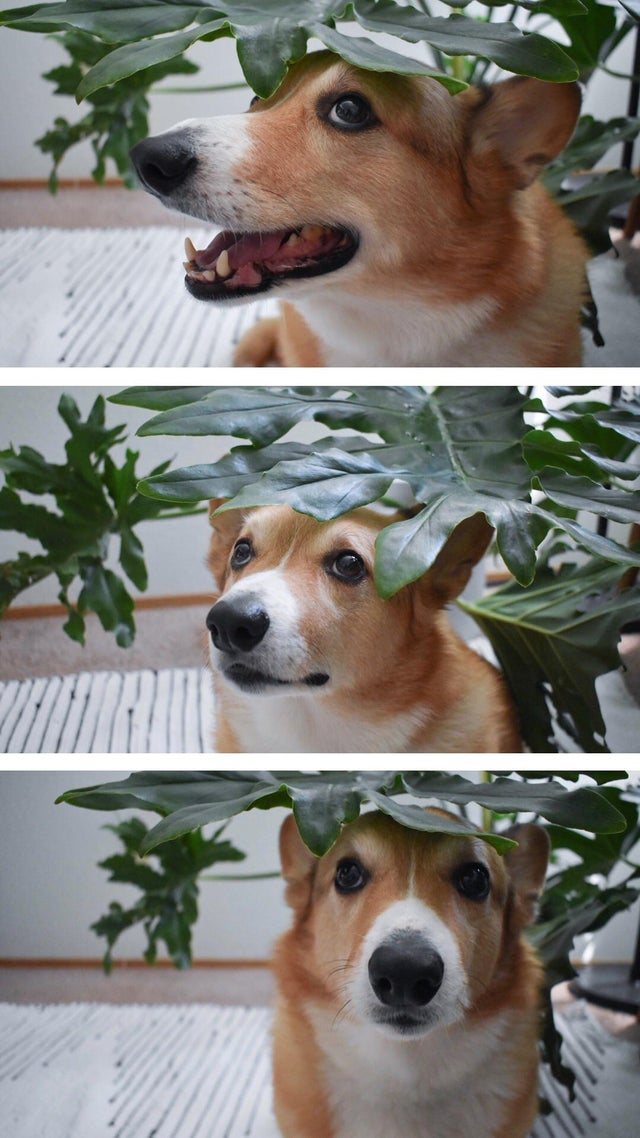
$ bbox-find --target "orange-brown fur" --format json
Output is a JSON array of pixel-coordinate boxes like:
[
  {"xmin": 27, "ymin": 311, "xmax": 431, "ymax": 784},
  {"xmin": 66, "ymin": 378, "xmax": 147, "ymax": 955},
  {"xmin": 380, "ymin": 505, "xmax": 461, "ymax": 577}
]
[
  {"xmin": 273, "ymin": 811, "xmax": 549, "ymax": 1138},
  {"xmin": 206, "ymin": 502, "xmax": 521, "ymax": 753},
  {"xmin": 230, "ymin": 53, "xmax": 587, "ymax": 366}
]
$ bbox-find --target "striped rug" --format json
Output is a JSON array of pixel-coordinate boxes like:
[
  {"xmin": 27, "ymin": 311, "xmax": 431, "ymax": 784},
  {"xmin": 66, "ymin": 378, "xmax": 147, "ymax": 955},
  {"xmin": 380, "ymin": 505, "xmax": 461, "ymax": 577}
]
[
  {"xmin": 0, "ymin": 667, "xmax": 214, "ymax": 753},
  {"xmin": 0, "ymin": 1001, "xmax": 636, "ymax": 1138},
  {"xmin": 0, "ymin": 227, "xmax": 278, "ymax": 367}
]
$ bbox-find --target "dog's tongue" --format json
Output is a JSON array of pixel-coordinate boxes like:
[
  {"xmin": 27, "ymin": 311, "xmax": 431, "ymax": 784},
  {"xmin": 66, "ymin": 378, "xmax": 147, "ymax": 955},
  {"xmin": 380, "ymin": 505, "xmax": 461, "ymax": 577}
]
[{"xmin": 196, "ymin": 230, "xmax": 287, "ymax": 272}]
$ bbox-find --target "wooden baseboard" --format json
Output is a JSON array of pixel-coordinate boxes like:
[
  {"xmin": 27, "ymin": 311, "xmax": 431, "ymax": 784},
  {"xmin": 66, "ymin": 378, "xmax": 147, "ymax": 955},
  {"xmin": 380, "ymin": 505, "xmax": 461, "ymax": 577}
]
[
  {"xmin": 3, "ymin": 593, "xmax": 213, "ymax": 621},
  {"xmin": 0, "ymin": 958, "xmax": 270, "ymax": 969},
  {"xmin": 0, "ymin": 178, "xmax": 125, "ymax": 190}
]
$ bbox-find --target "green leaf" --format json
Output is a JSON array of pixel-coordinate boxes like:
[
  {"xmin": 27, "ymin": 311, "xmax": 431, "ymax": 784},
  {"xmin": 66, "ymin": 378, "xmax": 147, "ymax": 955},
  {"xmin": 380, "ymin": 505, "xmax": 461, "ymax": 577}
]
[
  {"xmin": 460, "ymin": 559, "xmax": 640, "ymax": 752},
  {"xmin": 291, "ymin": 785, "xmax": 362, "ymax": 856},
  {"xmin": 76, "ymin": 18, "xmax": 227, "ymax": 101},
  {"xmin": 353, "ymin": 0, "xmax": 579, "ymax": 81},
  {"xmin": 542, "ymin": 115, "xmax": 640, "ymax": 195},
  {"xmin": 2, "ymin": 1, "xmax": 204, "ymax": 42},
  {"xmin": 539, "ymin": 469, "xmax": 640, "ymax": 525},
  {"xmin": 311, "ymin": 23, "xmax": 465, "ymax": 92},
  {"xmin": 365, "ymin": 790, "xmax": 517, "ymax": 853},
  {"xmin": 403, "ymin": 773, "xmax": 627, "ymax": 833},
  {"xmin": 78, "ymin": 563, "xmax": 135, "ymax": 647},
  {"xmin": 548, "ymin": 0, "xmax": 618, "ymax": 78}
]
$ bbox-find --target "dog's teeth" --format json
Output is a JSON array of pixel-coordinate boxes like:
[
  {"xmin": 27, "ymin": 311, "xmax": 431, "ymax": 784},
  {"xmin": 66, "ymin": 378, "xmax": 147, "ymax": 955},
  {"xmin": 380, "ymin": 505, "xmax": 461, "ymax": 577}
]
[
  {"xmin": 203, "ymin": 270, "xmax": 217, "ymax": 282},
  {"xmin": 215, "ymin": 248, "xmax": 231, "ymax": 278},
  {"xmin": 184, "ymin": 236, "xmax": 197, "ymax": 261},
  {"xmin": 285, "ymin": 232, "xmax": 302, "ymax": 247},
  {"xmin": 301, "ymin": 224, "xmax": 324, "ymax": 241}
]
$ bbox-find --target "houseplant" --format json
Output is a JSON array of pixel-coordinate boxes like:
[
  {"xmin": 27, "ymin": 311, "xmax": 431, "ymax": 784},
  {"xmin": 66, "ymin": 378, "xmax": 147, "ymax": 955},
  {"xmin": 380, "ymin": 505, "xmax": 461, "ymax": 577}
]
[
  {"xmin": 110, "ymin": 382, "xmax": 640, "ymax": 754},
  {"xmin": 0, "ymin": 392, "xmax": 204, "ymax": 646},
  {"xmin": 0, "ymin": 1, "xmax": 639, "ymax": 253}
]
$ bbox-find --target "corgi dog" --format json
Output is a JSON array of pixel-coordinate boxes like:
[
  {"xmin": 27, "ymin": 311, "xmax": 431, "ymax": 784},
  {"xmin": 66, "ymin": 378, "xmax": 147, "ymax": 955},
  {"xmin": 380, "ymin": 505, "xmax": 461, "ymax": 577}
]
[
  {"xmin": 272, "ymin": 809, "xmax": 550, "ymax": 1138},
  {"xmin": 205, "ymin": 501, "xmax": 521, "ymax": 752},
  {"xmin": 130, "ymin": 51, "xmax": 587, "ymax": 367}
]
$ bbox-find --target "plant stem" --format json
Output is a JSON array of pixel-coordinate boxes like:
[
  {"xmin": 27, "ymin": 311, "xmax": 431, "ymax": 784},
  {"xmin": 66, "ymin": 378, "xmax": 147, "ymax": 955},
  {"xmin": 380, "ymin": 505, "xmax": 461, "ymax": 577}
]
[
  {"xmin": 480, "ymin": 770, "xmax": 493, "ymax": 835},
  {"xmin": 152, "ymin": 82, "xmax": 250, "ymax": 94},
  {"xmin": 200, "ymin": 871, "xmax": 280, "ymax": 881}
]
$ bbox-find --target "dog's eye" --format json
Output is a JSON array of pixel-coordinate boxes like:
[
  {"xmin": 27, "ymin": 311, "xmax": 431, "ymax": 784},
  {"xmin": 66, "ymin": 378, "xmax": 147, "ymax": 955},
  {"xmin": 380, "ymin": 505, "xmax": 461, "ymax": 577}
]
[
  {"xmin": 335, "ymin": 858, "xmax": 367, "ymax": 894},
  {"xmin": 328, "ymin": 550, "xmax": 367, "ymax": 584},
  {"xmin": 327, "ymin": 93, "xmax": 375, "ymax": 131},
  {"xmin": 231, "ymin": 539, "xmax": 253, "ymax": 568},
  {"xmin": 453, "ymin": 862, "xmax": 491, "ymax": 902}
]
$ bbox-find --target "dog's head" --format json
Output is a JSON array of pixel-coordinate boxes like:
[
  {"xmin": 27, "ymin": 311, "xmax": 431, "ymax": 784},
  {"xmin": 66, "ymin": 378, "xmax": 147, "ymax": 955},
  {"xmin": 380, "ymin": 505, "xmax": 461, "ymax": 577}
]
[
  {"xmin": 278, "ymin": 810, "xmax": 549, "ymax": 1039},
  {"xmin": 129, "ymin": 51, "xmax": 580, "ymax": 307},
  {"xmin": 205, "ymin": 501, "xmax": 492, "ymax": 700}
]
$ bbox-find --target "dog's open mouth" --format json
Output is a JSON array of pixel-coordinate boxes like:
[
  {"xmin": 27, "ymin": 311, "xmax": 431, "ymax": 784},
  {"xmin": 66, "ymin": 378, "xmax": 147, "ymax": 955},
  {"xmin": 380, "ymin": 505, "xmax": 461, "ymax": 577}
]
[
  {"xmin": 224, "ymin": 662, "xmax": 330, "ymax": 694},
  {"xmin": 183, "ymin": 224, "xmax": 358, "ymax": 299}
]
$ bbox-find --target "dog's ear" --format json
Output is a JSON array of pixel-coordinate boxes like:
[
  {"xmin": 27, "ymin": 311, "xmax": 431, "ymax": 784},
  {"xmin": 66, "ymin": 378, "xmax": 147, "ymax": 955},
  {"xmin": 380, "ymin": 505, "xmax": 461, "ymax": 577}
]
[
  {"xmin": 207, "ymin": 498, "xmax": 245, "ymax": 594},
  {"xmin": 502, "ymin": 822, "xmax": 550, "ymax": 928},
  {"xmin": 465, "ymin": 77, "xmax": 581, "ymax": 190},
  {"xmin": 279, "ymin": 814, "xmax": 318, "ymax": 914},
  {"xmin": 425, "ymin": 513, "xmax": 494, "ymax": 604}
]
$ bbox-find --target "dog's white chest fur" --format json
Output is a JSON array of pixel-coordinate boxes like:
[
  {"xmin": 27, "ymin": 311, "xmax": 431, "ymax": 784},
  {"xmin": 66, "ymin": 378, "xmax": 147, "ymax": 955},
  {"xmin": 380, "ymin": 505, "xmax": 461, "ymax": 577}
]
[{"xmin": 312, "ymin": 1010, "xmax": 521, "ymax": 1138}]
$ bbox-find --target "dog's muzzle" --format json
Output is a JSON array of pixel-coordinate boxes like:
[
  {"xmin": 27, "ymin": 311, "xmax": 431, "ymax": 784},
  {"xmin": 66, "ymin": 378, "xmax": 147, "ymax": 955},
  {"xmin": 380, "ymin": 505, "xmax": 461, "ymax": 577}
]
[
  {"xmin": 207, "ymin": 596, "xmax": 270, "ymax": 654},
  {"xmin": 130, "ymin": 132, "xmax": 197, "ymax": 198},
  {"xmin": 368, "ymin": 931, "xmax": 444, "ymax": 1020},
  {"xmin": 206, "ymin": 596, "xmax": 329, "ymax": 694}
]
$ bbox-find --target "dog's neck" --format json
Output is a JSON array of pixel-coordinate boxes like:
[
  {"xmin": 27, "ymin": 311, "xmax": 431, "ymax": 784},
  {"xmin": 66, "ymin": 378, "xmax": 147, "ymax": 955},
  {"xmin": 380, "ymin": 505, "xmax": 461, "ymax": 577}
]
[{"xmin": 289, "ymin": 289, "xmax": 501, "ymax": 367}]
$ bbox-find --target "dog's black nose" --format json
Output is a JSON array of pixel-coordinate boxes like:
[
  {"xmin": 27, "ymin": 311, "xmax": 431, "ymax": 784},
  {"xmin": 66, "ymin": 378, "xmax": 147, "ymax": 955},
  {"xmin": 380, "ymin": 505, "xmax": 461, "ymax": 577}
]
[
  {"xmin": 368, "ymin": 934, "xmax": 444, "ymax": 1008},
  {"xmin": 130, "ymin": 132, "xmax": 197, "ymax": 196},
  {"xmin": 206, "ymin": 597, "xmax": 270, "ymax": 654}
]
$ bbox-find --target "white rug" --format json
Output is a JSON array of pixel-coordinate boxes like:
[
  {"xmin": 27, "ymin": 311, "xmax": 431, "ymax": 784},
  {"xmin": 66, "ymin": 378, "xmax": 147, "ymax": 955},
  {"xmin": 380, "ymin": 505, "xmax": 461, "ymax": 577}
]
[
  {"xmin": 0, "ymin": 1001, "xmax": 636, "ymax": 1138},
  {"xmin": 0, "ymin": 227, "xmax": 278, "ymax": 367},
  {"xmin": 0, "ymin": 226, "xmax": 637, "ymax": 366},
  {"xmin": 0, "ymin": 667, "xmax": 214, "ymax": 753}
]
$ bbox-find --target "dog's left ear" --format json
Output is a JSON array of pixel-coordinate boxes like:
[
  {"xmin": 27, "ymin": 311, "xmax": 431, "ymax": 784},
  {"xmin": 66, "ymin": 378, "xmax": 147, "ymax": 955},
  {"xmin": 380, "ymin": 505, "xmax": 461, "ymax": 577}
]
[
  {"xmin": 425, "ymin": 513, "xmax": 494, "ymax": 604},
  {"xmin": 279, "ymin": 814, "xmax": 318, "ymax": 915},
  {"xmin": 465, "ymin": 77, "xmax": 581, "ymax": 190},
  {"xmin": 502, "ymin": 822, "xmax": 550, "ymax": 928}
]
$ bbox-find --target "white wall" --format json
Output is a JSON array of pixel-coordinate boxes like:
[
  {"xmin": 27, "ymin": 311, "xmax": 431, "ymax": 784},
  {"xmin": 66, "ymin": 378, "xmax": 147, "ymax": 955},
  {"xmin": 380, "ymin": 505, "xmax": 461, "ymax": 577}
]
[
  {"xmin": 0, "ymin": 771, "xmax": 290, "ymax": 960},
  {"xmin": 1, "ymin": 770, "xmax": 638, "ymax": 965},
  {"xmin": 0, "ymin": 2, "xmax": 636, "ymax": 181}
]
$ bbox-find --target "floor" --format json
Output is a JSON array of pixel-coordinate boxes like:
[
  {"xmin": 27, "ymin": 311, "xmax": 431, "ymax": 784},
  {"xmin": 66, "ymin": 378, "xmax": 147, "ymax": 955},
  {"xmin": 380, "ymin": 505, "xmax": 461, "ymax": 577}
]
[
  {"xmin": 0, "ymin": 185, "xmax": 179, "ymax": 228},
  {"xmin": 0, "ymin": 604, "xmax": 209, "ymax": 682},
  {"xmin": 0, "ymin": 964, "xmax": 275, "ymax": 1006},
  {"xmin": 0, "ymin": 966, "xmax": 637, "ymax": 1045}
]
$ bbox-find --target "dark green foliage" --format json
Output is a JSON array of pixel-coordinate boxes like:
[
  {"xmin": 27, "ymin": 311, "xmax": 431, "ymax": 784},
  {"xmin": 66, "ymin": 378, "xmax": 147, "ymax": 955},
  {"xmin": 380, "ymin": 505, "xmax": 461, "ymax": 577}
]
[
  {"xmin": 0, "ymin": 393, "xmax": 202, "ymax": 646},
  {"xmin": 93, "ymin": 816, "xmax": 246, "ymax": 971},
  {"xmin": 34, "ymin": 28, "xmax": 199, "ymax": 191},
  {"xmin": 58, "ymin": 769, "xmax": 628, "ymax": 856},
  {"xmin": 109, "ymin": 384, "xmax": 640, "ymax": 750}
]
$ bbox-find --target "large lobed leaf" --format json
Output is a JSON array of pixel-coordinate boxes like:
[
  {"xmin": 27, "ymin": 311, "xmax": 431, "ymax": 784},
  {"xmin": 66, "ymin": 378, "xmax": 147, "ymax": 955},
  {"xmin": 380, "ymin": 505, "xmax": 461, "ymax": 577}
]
[
  {"xmin": 1, "ymin": 0, "xmax": 581, "ymax": 102},
  {"xmin": 460, "ymin": 559, "xmax": 640, "ymax": 753},
  {"xmin": 57, "ymin": 770, "xmax": 627, "ymax": 856},
  {"xmin": 119, "ymin": 385, "xmax": 640, "ymax": 595}
]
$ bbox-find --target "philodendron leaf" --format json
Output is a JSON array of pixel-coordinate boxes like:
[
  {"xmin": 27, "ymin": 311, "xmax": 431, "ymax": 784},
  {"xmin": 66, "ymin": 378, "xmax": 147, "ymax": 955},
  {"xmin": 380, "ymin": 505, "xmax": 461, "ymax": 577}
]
[
  {"xmin": 353, "ymin": 0, "xmax": 579, "ymax": 81},
  {"xmin": 56, "ymin": 769, "xmax": 579, "ymax": 857},
  {"xmin": 128, "ymin": 385, "xmax": 640, "ymax": 592},
  {"xmin": 460, "ymin": 559, "xmax": 640, "ymax": 753},
  {"xmin": 75, "ymin": 18, "xmax": 228, "ymax": 101},
  {"xmin": 402, "ymin": 773, "xmax": 626, "ymax": 832}
]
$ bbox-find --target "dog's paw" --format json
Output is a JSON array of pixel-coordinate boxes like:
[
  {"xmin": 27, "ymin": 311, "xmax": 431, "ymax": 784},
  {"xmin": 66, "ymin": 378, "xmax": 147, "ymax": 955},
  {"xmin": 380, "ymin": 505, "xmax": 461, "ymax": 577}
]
[{"xmin": 233, "ymin": 318, "xmax": 282, "ymax": 367}]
